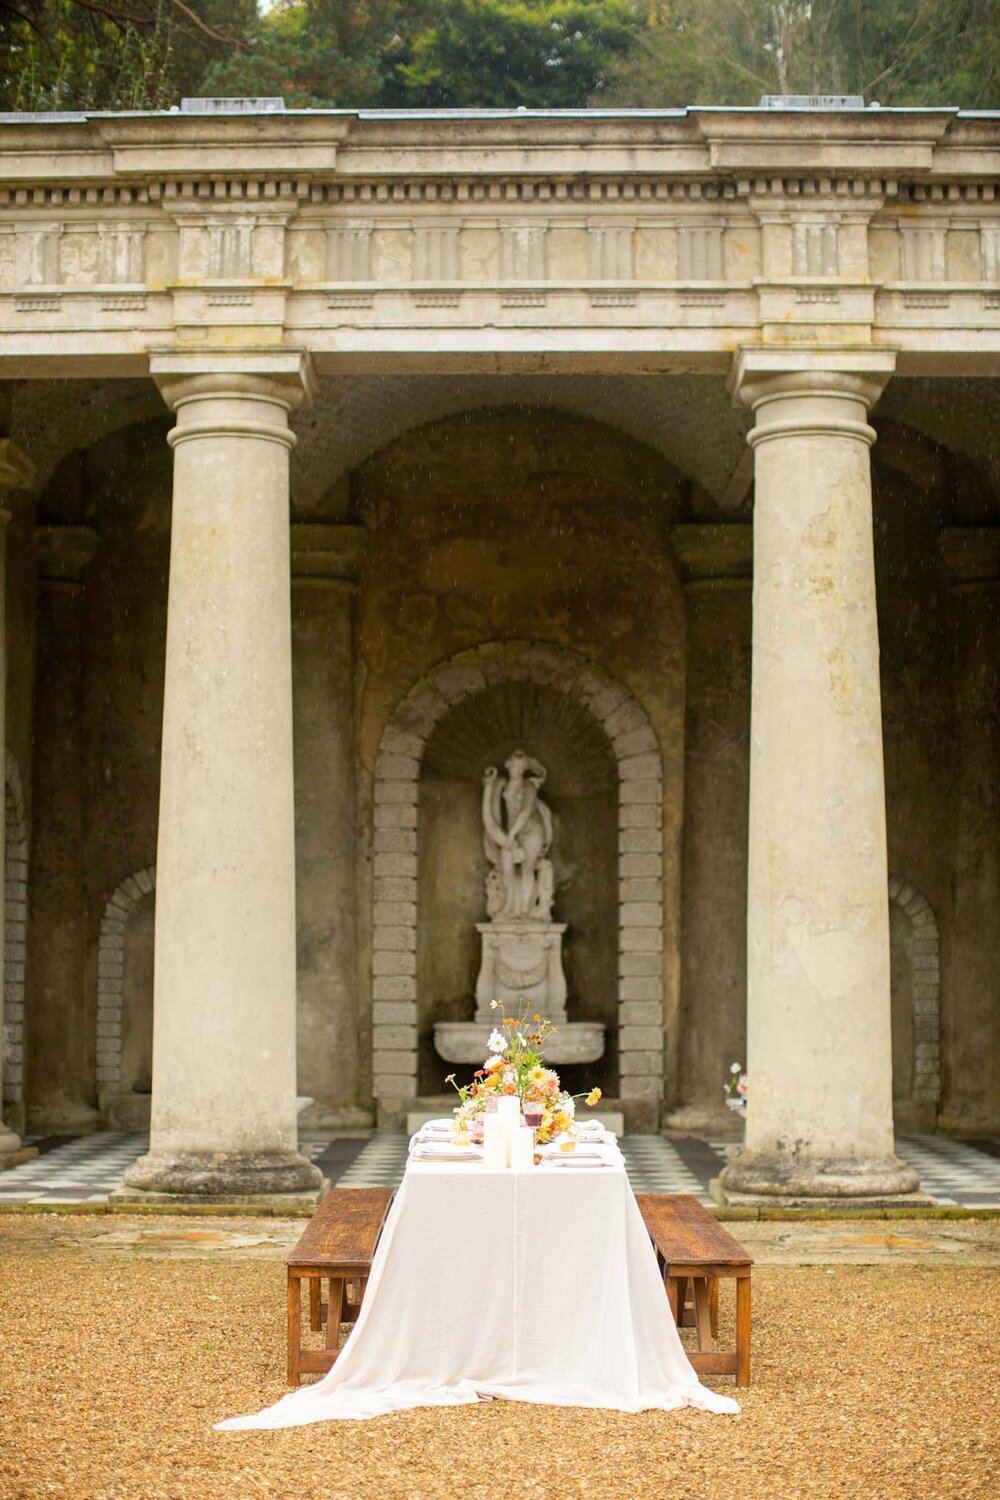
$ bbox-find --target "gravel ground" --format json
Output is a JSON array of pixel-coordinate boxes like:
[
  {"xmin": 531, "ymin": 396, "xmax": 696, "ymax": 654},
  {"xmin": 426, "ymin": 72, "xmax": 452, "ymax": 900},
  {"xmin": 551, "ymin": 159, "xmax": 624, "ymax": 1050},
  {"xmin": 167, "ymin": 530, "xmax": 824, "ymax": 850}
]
[{"xmin": 1, "ymin": 1214, "xmax": 997, "ymax": 1500}]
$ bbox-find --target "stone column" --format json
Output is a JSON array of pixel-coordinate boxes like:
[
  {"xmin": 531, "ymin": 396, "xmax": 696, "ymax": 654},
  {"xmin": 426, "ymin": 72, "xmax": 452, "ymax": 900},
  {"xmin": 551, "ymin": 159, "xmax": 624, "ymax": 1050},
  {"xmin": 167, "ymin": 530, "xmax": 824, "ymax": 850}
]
[
  {"xmin": 937, "ymin": 528, "xmax": 1000, "ymax": 1133},
  {"xmin": 123, "ymin": 352, "xmax": 322, "ymax": 1202},
  {"xmin": 721, "ymin": 348, "xmax": 922, "ymax": 1205},
  {"xmin": 0, "ymin": 441, "xmax": 34, "ymax": 1165},
  {"xmin": 665, "ymin": 524, "xmax": 752, "ymax": 1137},
  {"xmin": 290, "ymin": 523, "xmax": 370, "ymax": 1130},
  {"xmin": 28, "ymin": 524, "xmax": 100, "ymax": 1135}
]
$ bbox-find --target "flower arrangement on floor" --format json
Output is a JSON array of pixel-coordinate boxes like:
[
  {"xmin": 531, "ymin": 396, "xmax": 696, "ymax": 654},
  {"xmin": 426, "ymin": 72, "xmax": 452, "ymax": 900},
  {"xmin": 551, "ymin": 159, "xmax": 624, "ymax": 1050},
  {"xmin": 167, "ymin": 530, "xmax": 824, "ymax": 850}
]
[
  {"xmin": 724, "ymin": 1061, "xmax": 748, "ymax": 1115},
  {"xmin": 446, "ymin": 998, "xmax": 601, "ymax": 1145}
]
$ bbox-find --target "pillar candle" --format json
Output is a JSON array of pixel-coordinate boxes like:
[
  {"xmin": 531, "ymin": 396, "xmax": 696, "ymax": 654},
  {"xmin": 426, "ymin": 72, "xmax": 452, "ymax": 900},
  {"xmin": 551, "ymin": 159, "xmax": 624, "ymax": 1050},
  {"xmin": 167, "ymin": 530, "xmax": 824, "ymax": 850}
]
[
  {"xmin": 483, "ymin": 1114, "xmax": 506, "ymax": 1170},
  {"xmin": 509, "ymin": 1126, "xmax": 534, "ymax": 1173},
  {"xmin": 496, "ymin": 1095, "xmax": 521, "ymax": 1129}
]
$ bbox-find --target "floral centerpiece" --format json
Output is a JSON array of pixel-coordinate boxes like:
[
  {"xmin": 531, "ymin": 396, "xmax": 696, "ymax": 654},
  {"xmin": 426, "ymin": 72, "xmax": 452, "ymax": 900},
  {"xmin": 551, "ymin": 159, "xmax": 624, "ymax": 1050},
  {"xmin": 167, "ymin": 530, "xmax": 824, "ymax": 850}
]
[
  {"xmin": 445, "ymin": 998, "xmax": 601, "ymax": 1145},
  {"xmin": 724, "ymin": 1061, "xmax": 748, "ymax": 1115}
]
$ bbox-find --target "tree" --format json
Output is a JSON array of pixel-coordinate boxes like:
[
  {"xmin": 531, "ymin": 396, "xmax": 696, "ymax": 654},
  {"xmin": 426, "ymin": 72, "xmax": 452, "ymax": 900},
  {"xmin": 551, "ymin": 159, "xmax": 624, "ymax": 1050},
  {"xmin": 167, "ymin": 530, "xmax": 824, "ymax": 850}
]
[
  {"xmin": 385, "ymin": 0, "xmax": 640, "ymax": 108},
  {"xmin": 205, "ymin": 0, "xmax": 641, "ymax": 110},
  {"xmin": 602, "ymin": 0, "xmax": 1000, "ymax": 108},
  {"xmin": 0, "ymin": 0, "xmax": 257, "ymax": 111}
]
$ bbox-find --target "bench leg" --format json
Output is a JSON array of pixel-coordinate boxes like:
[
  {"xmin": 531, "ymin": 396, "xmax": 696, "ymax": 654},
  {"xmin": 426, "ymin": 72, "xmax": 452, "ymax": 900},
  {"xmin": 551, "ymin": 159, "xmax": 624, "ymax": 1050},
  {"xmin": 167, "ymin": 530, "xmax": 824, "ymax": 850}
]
[
  {"xmin": 309, "ymin": 1277, "xmax": 322, "ymax": 1332},
  {"xmin": 709, "ymin": 1276, "xmax": 719, "ymax": 1340},
  {"xmin": 287, "ymin": 1272, "xmax": 302, "ymax": 1387},
  {"xmin": 692, "ymin": 1277, "xmax": 713, "ymax": 1350},
  {"xmin": 736, "ymin": 1275, "xmax": 751, "ymax": 1387},
  {"xmin": 665, "ymin": 1275, "xmax": 679, "ymax": 1325},
  {"xmin": 326, "ymin": 1277, "xmax": 346, "ymax": 1353},
  {"xmin": 675, "ymin": 1276, "xmax": 689, "ymax": 1327}
]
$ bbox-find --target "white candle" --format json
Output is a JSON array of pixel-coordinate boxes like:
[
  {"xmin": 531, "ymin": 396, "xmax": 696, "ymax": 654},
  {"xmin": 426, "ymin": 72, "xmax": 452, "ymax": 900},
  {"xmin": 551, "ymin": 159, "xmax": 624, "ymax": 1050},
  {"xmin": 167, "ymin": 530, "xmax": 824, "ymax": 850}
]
[
  {"xmin": 483, "ymin": 1114, "xmax": 506, "ymax": 1171},
  {"xmin": 509, "ymin": 1126, "xmax": 534, "ymax": 1173},
  {"xmin": 496, "ymin": 1096, "xmax": 521, "ymax": 1130}
]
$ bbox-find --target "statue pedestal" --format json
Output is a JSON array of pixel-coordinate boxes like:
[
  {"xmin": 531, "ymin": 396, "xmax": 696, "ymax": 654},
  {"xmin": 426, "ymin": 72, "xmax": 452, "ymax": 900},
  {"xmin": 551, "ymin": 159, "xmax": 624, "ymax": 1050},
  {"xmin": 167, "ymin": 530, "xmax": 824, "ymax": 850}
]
[
  {"xmin": 434, "ymin": 1020, "xmax": 605, "ymax": 1066},
  {"xmin": 473, "ymin": 919, "xmax": 568, "ymax": 1020},
  {"xmin": 434, "ymin": 917, "xmax": 605, "ymax": 1066}
]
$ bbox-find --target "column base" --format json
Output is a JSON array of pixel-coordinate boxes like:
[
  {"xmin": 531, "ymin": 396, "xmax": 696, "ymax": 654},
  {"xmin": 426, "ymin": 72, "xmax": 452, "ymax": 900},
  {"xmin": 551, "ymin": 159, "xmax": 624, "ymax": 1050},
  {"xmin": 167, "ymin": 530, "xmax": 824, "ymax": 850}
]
[
  {"xmin": 0, "ymin": 1136, "xmax": 37, "ymax": 1171},
  {"xmin": 121, "ymin": 1148, "xmax": 324, "ymax": 1199},
  {"xmin": 665, "ymin": 1102, "xmax": 745, "ymax": 1139},
  {"xmin": 719, "ymin": 1149, "xmax": 923, "ymax": 1202}
]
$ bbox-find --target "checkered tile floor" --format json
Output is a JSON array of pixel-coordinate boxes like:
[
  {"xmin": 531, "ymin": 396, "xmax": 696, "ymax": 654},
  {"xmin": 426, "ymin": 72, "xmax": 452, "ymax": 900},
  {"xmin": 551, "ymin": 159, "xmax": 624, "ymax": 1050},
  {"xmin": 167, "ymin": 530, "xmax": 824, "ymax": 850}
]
[{"xmin": 1, "ymin": 1131, "xmax": 998, "ymax": 1207}]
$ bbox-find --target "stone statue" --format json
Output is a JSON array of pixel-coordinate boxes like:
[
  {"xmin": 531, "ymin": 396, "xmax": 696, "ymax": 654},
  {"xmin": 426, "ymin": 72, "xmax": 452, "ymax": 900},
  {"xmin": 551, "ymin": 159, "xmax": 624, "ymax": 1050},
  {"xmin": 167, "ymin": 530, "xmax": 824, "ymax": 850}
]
[
  {"xmin": 432, "ymin": 744, "xmax": 604, "ymax": 1064},
  {"xmin": 481, "ymin": 750, "xmax": 555, "ymax": 921}
]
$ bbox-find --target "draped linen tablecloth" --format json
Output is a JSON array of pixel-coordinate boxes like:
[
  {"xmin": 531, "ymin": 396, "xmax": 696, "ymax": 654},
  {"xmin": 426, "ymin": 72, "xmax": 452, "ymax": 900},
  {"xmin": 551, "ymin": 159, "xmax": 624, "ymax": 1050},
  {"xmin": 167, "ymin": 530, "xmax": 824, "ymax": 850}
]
[{"xmin": 217, "ymin": 1160, "xmax": 739, "ymax": 1429}]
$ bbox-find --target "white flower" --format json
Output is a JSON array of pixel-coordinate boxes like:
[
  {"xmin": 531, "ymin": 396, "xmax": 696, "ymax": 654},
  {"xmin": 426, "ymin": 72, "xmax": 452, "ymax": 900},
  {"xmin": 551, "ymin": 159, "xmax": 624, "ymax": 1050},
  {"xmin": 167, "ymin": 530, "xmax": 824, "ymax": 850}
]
[
  {"xmin": 562, "ymin": 1096, "xmax": 576, "ymax": 1117},
  {"xmin": 516, "ymin": 1032, "xmax": 527, "ymax": 1045},
  {"xmin": 730, "ymin": 1062, "xmax": 741, "ymax": 1073},
  {"xmin": 483, "ymin": 1054, "xmax": 504, "ymax": 1073},
  {"xmin": 490, "ymin": 1000, "xmax": 499, "ymax": 1009},
  {"xmin": 487, "ymin": 1029, "xmax": 507, "ymax": 1053}
]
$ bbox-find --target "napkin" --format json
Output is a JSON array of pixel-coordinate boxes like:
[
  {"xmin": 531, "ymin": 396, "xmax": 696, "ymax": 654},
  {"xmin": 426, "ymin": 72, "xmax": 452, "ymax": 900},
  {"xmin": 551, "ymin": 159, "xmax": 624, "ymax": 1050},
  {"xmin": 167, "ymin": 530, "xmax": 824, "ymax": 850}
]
[
  {"xmin": 540, "ymin": 1153, "xmax": 615, "ymax": 1169},
  {"xmin": 409, "ymin": 1140, "xmax": 482, "ymax": 1162},
  {"xmin": 575, "ymin": 1120, "xmax": 612, "ymax": 1140},
  {"xmin": 416, "ymin": 1118, "xmax": 457, "ymax": 1135}
]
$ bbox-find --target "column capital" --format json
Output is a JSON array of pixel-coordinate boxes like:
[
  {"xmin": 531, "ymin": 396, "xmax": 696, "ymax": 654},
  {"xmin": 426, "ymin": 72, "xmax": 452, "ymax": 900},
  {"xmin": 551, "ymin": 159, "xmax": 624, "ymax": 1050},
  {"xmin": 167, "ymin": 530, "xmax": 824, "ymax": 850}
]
[
  {"xmin": 0, "ymin": 438, "xmax": 35, "ymax": 501},
  {"xmin": 36, "ymin": 524, "xmax": 98, "ymax": 585},
  {"xmin": 149, "ymin": 347, "xmax": 316, "ymax": 450},
  {"xmin": 291, "ymin": 522, "xmax": 369, "ymax": 589},
  {"xmin": 667, "ymin": 523, "xmax": 752, "ymax": 590},
  {"xmin": 729, "ymin": 345, "xmax": 897, "ymax": 414}
]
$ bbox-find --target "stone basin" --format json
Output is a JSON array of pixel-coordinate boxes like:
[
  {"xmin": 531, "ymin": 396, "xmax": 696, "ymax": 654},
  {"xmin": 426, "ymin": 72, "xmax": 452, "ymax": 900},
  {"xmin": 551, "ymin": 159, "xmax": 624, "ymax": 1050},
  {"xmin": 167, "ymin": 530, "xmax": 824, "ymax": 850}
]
[{"xmin": 434, "ymin": 1019, "xmax": 605, "ymax": 1066}]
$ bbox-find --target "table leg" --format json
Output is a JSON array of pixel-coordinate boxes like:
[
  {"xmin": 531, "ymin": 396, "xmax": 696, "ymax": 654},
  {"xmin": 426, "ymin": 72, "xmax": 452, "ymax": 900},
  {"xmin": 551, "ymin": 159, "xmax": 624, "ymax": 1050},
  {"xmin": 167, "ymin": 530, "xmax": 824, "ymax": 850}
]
[
  {"xmin": 287, "ymin": 1272, "xmax": 301, "ymax": 1387},
  {"xmin": 736, "ymin": 1275, "xmax": 751, "ymax": 1387}
]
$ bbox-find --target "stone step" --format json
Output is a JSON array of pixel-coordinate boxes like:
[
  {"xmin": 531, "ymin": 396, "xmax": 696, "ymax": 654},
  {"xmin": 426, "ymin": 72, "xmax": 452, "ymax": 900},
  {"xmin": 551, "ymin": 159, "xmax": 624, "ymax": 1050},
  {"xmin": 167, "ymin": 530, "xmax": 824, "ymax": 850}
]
[{"xmin": 406, "ymin": 1106, "xmax": 626, "ymax": 1137}]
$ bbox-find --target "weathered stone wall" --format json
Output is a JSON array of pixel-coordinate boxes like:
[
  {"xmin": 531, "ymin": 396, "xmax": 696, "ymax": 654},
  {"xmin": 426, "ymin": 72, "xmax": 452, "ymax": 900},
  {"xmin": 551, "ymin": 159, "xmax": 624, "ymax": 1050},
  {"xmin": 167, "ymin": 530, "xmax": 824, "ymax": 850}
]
[
  {"xmin": 354, "ymin": 409, "xmax": 686, "ymax": 1115},
  {"xmin": 15, "ymin": 392, "xmax": 1000, "ymax": 1135}
]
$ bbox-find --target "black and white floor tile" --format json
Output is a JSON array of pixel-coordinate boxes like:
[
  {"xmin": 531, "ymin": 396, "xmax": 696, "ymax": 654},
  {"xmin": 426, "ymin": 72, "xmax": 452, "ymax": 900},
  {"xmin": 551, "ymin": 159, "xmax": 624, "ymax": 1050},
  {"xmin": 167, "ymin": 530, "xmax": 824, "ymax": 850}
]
[{"xmin": 0, "ymin": 1131, "xmax": 997, "ymax": 1208}]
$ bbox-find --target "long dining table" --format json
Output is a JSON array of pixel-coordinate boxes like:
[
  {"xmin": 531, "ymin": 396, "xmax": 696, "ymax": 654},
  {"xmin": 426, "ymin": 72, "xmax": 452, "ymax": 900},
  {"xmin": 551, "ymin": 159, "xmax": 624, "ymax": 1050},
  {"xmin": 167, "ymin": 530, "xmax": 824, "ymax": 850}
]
[{"xmin": 218, "ymin": 1137, "xmax": 740, "ymax": 1429}]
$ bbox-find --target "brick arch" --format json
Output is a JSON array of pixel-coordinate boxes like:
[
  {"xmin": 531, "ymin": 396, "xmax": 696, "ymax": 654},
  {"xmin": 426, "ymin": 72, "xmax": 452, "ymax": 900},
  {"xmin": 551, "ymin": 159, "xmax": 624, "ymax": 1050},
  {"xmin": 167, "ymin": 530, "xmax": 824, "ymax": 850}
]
[
  {"xmin": 371, "ymin": 641, "xmax": 664, "ymax": 1107},
  {"xmin": 96, "ymin": 866, "xmax": 156, "ymax": 1096},
  {"xmin": 2, "ymin": 754, "xmax": 28, "ymax": 1109},
  {"xmin": 888, "ymin": 873, "xmax": 942, "ymax": 1111}
]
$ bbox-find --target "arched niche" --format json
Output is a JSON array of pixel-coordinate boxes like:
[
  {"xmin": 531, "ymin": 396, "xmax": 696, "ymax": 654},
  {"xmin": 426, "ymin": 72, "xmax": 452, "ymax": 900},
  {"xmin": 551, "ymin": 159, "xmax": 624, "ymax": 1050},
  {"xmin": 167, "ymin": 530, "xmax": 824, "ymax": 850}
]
[
  {"xmin": 372, "ymin": 640, "xmax": 665, "ymax": 1113},
  {"xmin": 96, "ymin": 866, "xmax": 156, "ymax": 1129},
  {"xmin": 2, "ymin": 754, "xmax": 29, "ymax": 1131},
  {"xmin": 418, "ymin": 678, "xmax": 618, "ymax": 1096},
  {"xmin": 889, "ymin": 873, "xmax": 942, "ymax": 1132}
]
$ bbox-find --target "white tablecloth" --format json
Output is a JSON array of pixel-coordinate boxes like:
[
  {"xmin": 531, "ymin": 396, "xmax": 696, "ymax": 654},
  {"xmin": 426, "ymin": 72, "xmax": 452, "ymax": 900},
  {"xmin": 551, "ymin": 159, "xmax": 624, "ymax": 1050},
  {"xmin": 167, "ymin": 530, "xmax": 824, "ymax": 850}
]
[{"xmin": 218, "ymin": 1161, "xmax": 739, "ymax": 1428}]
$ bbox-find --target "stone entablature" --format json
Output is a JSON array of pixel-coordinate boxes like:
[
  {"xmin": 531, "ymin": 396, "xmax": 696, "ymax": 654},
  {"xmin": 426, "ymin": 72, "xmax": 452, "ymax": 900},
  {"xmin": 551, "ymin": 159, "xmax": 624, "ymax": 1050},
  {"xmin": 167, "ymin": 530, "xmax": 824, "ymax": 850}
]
[{"xmin": 0, "ymin": 109, "xmax": 997, "ymax": 373}]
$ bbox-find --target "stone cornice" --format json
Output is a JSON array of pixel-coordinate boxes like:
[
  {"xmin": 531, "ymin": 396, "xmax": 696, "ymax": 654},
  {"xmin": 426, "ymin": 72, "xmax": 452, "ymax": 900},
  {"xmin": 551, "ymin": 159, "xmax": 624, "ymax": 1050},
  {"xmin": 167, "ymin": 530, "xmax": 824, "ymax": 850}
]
[{"xmin": 0, "ymin": 107, "xmax": 996, "ymax": 187}]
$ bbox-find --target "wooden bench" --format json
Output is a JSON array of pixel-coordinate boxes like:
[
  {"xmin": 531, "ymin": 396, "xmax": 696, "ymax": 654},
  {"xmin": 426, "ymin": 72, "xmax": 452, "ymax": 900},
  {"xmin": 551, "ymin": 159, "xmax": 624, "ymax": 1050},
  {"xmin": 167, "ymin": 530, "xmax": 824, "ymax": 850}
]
[
  {"xmin": 286, "ymin": 1187, "xmax": 394, "ymax": 1386},
  {"xmin": 635, "ymin": 1193, "xmax": 752, "ymax": 1387}
]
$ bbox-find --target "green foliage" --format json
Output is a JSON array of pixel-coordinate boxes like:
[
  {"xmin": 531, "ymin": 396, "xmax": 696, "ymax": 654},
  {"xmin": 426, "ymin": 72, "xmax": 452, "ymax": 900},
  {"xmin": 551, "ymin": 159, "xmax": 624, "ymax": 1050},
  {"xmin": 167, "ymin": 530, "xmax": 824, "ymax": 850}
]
[
  {"xmin": 0, "ymin": 0, "xmax": 996, "ymax": 112},
  {"xmin": 386, "ymin": 0, "xmax": 639, "ymax": 107},
  {"xmin": 0, "ymin": 0, "xmax": 257, "ymax": 112},
  {"xmin": 603, "ymin": 0, "xmax": 1000, "ymax": 108}
]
